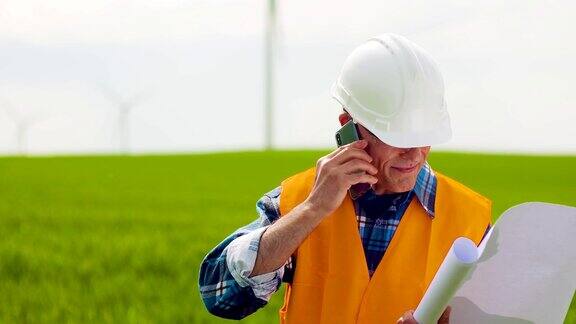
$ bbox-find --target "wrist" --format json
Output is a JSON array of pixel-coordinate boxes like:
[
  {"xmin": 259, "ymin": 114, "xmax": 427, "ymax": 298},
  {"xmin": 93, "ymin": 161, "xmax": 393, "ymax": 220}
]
[{"xmin": 301, "ymin": 197, "xmax": 331, "ymax": 220}]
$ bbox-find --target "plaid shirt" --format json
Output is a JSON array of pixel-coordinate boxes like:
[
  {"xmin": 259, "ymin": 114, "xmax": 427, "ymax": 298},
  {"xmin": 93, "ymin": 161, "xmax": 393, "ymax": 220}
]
[{"xmin": 199, "ymin": 163, "xmax": 479, "ymax": 320}]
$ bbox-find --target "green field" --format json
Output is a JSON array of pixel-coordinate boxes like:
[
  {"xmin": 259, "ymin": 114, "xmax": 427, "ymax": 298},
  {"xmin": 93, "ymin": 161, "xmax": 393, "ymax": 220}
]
[{"xmin": 0, "ymin": 151, "xmax": 575, "ymax": 323}]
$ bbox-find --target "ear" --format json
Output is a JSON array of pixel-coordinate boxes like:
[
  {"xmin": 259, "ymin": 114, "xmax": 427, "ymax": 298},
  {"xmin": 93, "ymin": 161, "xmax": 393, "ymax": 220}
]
[{"xmin": 339, "ymin": 112, "xmax": 352, "ymax": 126}]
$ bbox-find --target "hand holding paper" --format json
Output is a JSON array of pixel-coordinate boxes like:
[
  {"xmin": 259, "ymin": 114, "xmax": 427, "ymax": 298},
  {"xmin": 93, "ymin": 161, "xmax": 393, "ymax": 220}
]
[{"xmin": 412, "ymin": 202, "xmax": 576, "ymax": 324}]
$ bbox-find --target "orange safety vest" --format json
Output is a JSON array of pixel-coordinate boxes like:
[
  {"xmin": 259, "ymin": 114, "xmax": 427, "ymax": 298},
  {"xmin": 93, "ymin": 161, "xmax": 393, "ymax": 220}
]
[{"xmin": 278, "ymin": 167, "xmax": 491, "ymax": 324}]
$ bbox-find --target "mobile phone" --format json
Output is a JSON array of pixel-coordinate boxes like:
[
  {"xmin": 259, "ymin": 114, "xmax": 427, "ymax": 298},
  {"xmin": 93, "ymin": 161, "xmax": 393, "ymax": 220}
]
[{"xmin": 335, "ymin": 120, "xmax": 372, "ymax": 199}]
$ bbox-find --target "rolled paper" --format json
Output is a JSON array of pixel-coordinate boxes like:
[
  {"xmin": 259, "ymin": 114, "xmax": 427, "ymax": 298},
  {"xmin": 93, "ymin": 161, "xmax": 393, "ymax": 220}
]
[
  {"xmin": 413, "ymin": 237, "xmax": 479, "ymax": 324},
  {"xmin": 451, "ymin": 202, "xmax": 576, "ymax": 323}
]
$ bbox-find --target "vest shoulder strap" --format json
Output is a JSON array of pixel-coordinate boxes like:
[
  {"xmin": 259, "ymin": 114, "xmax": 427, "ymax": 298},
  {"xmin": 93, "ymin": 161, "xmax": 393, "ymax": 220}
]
[
  {"xmin": 435, "ymin": 171, "xmax": 492, "ymax": 219},
  {"xmin": 279, "ymin": 167, "xmax": 316, "ymax": 216}
]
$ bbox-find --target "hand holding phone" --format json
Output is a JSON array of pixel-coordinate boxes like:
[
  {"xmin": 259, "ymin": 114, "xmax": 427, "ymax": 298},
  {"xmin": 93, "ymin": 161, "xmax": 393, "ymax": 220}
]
[
  {"xmin": 335, "ymin": 120, "xmax": 373, "ymax": 199},
  {"xmin": 307, "ymin": 139, "xmax": 378, "ymax": 216}
]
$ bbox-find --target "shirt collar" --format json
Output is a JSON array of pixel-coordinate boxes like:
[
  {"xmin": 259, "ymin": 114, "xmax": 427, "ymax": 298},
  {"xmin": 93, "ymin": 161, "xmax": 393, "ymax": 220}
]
[{"xmin": 413, "ymin": 162, "xmax": 437, "ymax": 218}]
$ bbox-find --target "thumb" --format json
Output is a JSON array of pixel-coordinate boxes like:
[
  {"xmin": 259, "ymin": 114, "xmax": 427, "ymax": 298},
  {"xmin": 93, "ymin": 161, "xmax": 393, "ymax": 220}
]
[
  {"xmin": 438, "ymin": 306, "xmax": 451, "ymax": 324},
  {"xmin": 397, "ymin": 310, "xmax": 417, "ymax": 324}
]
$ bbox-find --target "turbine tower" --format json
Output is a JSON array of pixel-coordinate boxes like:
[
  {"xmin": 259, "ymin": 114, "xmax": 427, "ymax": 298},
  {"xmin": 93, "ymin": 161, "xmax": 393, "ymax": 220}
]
[
  {"xmin": 264, "ymin": 0, "xmax": 277, "ymax": 150},
  {"xmin": 99, "ymin": 85, "xmax": 147, "ymax": 154},
  {"xmin": 0, "ymin": 99, "xmax": 46, "ymax": 155}
]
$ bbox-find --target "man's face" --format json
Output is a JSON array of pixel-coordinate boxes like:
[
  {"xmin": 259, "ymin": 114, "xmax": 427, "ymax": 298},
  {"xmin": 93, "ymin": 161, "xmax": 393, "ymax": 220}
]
[{"xmin": 355, "ymin": 123, "xmax": 431, "ymax": 194}]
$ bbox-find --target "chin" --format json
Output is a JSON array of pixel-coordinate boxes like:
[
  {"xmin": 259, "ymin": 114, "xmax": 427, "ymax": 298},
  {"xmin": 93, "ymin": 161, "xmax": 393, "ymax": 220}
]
[{"xmin": 396, "ymin": 179, "xmax": 418, "ymax": 192}]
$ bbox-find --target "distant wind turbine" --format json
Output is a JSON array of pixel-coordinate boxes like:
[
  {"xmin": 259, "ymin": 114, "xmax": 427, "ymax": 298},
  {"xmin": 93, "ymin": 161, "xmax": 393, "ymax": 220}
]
[
  {"xmin": 0, "ymin": 99, "xmax": 47, "ymax": 155},
  {"xmin": 98, "ymin": 84, "xmax": 148, "ymax": 154}
]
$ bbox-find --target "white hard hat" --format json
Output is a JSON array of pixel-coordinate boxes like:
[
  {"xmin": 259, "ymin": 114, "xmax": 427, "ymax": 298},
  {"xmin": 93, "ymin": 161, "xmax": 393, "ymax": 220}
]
[{"xmin": 331, "ymin": 33, "xmax": 452, "ymax": 148}]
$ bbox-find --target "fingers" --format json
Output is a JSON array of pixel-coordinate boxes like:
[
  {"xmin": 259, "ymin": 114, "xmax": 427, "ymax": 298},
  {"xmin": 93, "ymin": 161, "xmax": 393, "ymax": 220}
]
[
  {"xmin": 324, "ymin": 139, "xmax": 369, "ymax": 161},
  {"xmin": 307, "ymin": 140, "xmax": 375, "ymax": 216},
  {"xmin": 397, "ymin": 310, "xmax": 418, "ymax": 324},
  {"xmin": 347, "ymin": 172, "xmax": 378, "ymax": 186},
  {"xmin": 340, "ymin": 159, "xmax": 378, "ymax": 176},
  {"xmin": 330, "ymin": 140, "xmax": 372, "ymax": 165},
  {"xmin": 396, "ymin": 306, "xmax": 451, "ymax": 324},
  {"xmin": 438, "ymin": 306, "xmax": 451, "ymax": 324},
  {"xmin": 316, "ymin": 140, "xmax": 373, "ymax": 179},
  {"xmin": 325, "ymin": 139, "xmax": 366, "ymax": 159},
  {"xmin": 338, "ymin": 159, "xmax": 378, "ymax": 186}
]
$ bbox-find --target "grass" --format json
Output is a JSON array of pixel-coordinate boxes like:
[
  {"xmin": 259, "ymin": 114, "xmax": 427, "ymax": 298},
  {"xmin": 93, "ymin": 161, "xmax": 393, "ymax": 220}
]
[{"xmin": 0, "ymin": 150, "xmax": 575, "ymax": 323}]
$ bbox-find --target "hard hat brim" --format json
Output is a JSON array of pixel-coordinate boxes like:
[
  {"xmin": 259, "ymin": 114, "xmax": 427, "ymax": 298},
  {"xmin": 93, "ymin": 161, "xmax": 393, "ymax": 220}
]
[
  {"xmin": 331, "ymin": 82, "xmax": 452, "ymax": 148},
  {"xmin": 365, "ymin": 124, "xmax": 452, "ymax": 148}
]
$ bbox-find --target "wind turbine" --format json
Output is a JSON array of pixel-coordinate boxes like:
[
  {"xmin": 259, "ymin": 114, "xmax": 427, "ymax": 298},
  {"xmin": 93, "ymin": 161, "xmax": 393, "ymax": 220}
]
[
  {"xmin": 0, "ymin": 99, "xmax": 47, "ymax": 155},
  {"xmin": 98, "ymin": 84, "xmax": 148, "ymax": 154}
]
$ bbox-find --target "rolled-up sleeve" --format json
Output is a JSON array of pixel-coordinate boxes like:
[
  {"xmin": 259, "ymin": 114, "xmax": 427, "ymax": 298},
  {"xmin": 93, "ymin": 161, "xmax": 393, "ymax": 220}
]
[
  {"xmin": 198, "ymin": 186, "xmax": 289, "ymax": 319},
  {"xmin": 226, "ymin": 225, "xmax": 287, "ymax": 301}
]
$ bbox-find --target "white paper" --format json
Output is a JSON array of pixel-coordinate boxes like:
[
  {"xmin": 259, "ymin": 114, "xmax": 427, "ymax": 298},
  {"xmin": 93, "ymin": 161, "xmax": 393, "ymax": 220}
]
[
  {"xmin": 451, "ymin": 202, "xmax": 576, "ymax": 323},
  {"xmin": 414, "ymin": 237, "xmax": 479, "ymax": 324}
]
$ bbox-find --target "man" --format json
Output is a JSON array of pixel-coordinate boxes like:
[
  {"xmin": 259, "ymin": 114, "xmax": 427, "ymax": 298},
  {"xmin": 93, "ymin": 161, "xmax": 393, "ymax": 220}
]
[{"xmin": 199, "ymin": 33, "xmax": 491, "ymax": 323}]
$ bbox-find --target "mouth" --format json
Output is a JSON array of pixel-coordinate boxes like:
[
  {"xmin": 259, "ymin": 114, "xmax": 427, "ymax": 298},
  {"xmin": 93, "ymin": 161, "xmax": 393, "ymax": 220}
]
[{"xmin": 391, "ymin": 165, "xmax": 418, "ymax": 174}]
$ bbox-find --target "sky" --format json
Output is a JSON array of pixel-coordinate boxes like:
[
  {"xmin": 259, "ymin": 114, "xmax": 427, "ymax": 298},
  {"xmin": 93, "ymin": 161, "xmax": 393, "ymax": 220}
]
[{"xmin": 0, "ymin": 0, "xmax": 575, "ymax": 155}]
